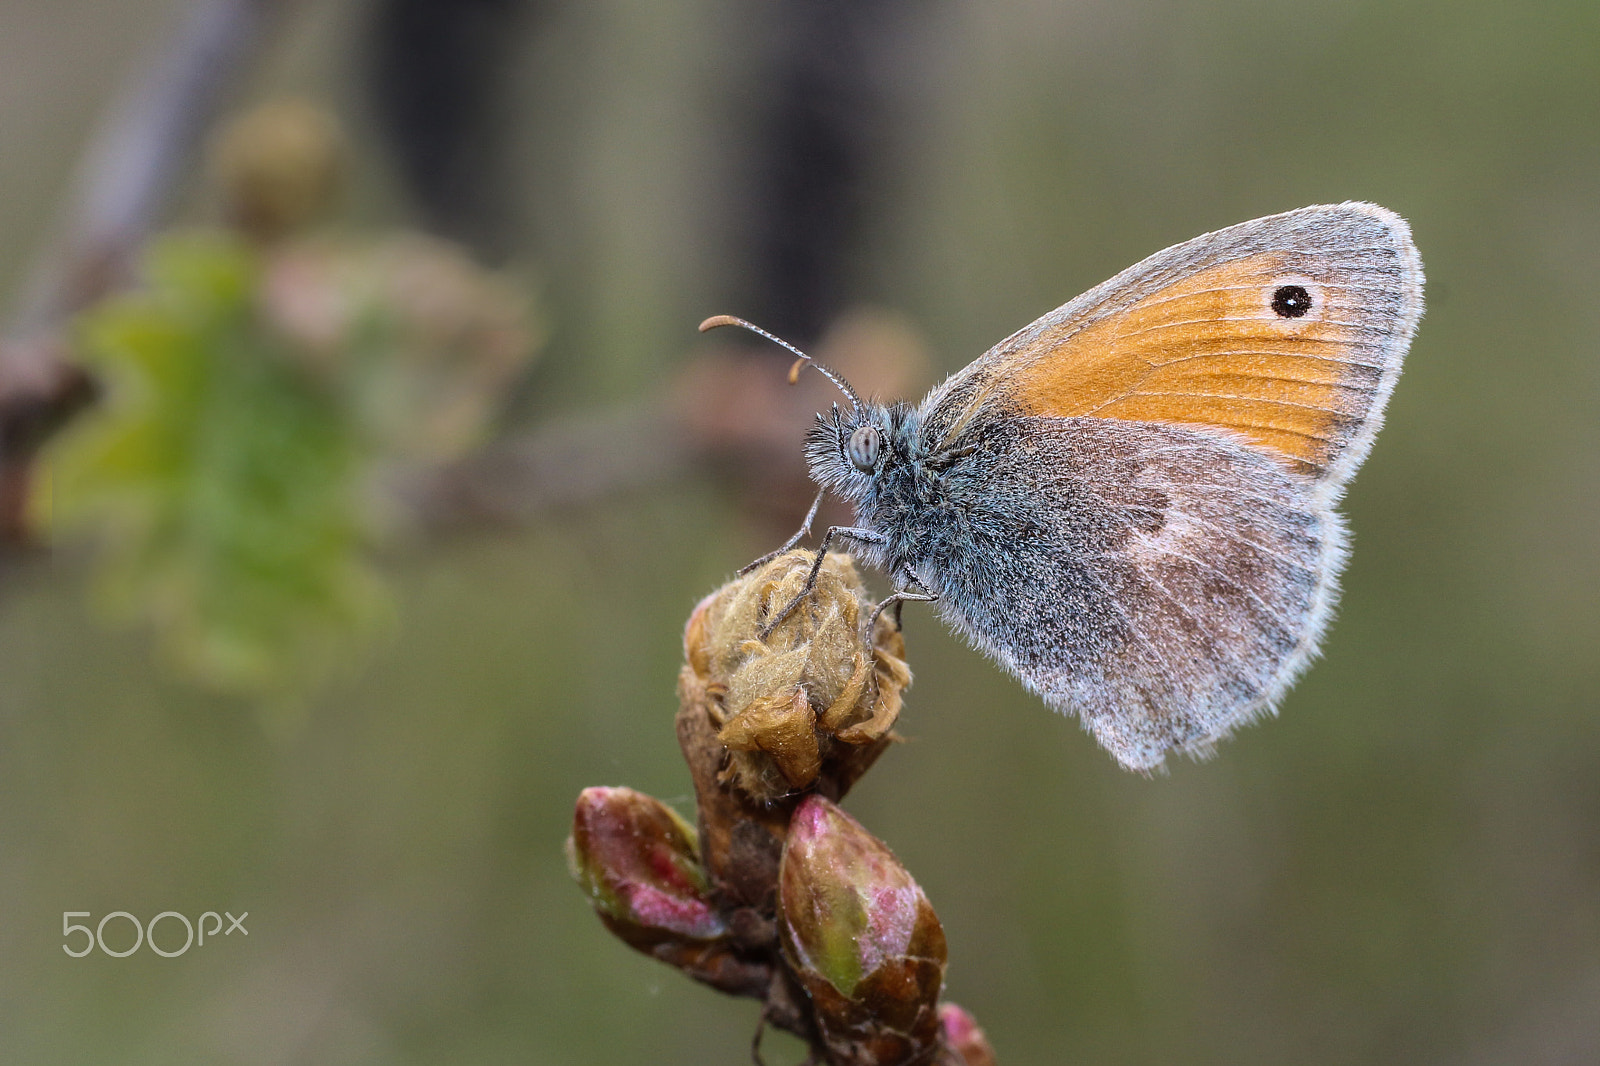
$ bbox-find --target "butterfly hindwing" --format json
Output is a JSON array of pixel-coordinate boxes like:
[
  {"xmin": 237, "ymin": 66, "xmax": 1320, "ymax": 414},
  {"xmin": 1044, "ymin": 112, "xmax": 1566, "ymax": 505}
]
[{"xmin": 919, "ymin": 415, "xmax": 1340, "ymax": 771}]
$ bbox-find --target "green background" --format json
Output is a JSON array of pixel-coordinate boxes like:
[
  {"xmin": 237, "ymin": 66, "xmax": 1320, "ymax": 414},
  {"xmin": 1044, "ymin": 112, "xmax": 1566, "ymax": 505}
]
[{"xmin": 2, "ymin": 1, "xmax": 1597, "ymax": 1063}]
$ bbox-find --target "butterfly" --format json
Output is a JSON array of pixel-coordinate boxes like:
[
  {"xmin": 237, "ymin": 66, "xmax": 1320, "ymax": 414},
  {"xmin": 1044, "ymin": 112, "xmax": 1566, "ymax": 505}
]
[{"xmin": 704, "ymin": 202, "xmax": 1423, "ymax": 771}]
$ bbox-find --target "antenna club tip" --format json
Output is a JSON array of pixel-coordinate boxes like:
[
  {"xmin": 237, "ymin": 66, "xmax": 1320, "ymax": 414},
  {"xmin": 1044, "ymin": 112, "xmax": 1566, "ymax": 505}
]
[{"xmin": 692, "ymin": 313, "xmax": 860, "ymax": 408}]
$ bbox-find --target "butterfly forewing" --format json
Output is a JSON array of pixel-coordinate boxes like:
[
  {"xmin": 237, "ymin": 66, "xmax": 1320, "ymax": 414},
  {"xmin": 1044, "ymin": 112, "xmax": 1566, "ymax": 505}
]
[{"xmin": 921, "ymin": 202, "xmax": 1423, "ymax": 490}]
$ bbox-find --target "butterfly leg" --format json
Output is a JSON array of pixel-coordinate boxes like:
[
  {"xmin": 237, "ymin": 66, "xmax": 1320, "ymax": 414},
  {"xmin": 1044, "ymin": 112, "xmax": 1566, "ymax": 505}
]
[
  {"xmin": 738, "ymin": 488, "xmax": 826, "ymax": 576},
  {"xmin": 758, "ymin": 525, "xmax": 887, "ymax": 639},
  {"xmin": 868, "ymin": 580, "xmax": 937, "ymax": 634}
]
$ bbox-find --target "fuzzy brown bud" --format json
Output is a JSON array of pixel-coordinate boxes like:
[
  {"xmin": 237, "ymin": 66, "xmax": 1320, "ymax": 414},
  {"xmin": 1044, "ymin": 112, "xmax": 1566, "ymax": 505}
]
[
  {"xmin": 681, "ymin": 550, "xmax": 910, "ymax": 802},
  {"xmin": 211, "ymin": 99, "xmax": 343, "ymax": 242}
]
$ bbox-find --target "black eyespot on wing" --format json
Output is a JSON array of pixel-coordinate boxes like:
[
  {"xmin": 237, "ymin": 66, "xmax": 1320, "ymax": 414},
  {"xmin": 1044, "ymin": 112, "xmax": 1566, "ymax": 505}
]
[{"xmin": 1271, "ymin": 284, "xmax": 1312, "ymax": 318}]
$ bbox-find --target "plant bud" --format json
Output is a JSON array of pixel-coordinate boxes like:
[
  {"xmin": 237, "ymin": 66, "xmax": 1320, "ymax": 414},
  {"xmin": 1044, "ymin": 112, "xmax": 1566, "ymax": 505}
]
[
  {"xmin": 568, "ymin": 785, "xmax": 726, "ymax": 944},
  {"xmin": 680, "ymin": 550, "xmax": 910, "ymax": 802},
  {"xmin": 939, "ymin": 1003, "xmax": 997, "ymax": 1066},
  {"xmin": 568, "ymin": 786, "xmax": 773, "ymax": 997},
  {"xmin": 211, "ymin": 99, "xmax": 343, "ymax": 241},
  {"xmin": 779, "ymin": 795, "xmax": 946, "ymax": 1066}
]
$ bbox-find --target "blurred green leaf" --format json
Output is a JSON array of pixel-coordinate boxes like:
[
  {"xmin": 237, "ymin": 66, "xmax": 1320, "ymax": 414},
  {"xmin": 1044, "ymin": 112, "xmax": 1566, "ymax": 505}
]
[{"xmin": 46, "ymin": 232, "xmax": 387, "ymax": 696}]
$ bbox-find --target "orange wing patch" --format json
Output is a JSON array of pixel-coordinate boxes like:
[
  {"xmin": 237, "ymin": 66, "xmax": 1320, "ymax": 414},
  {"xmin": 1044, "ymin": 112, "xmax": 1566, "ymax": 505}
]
[{"xmin": 1005, "ymin": 253, "xmax": 1385, "ymax": 476}]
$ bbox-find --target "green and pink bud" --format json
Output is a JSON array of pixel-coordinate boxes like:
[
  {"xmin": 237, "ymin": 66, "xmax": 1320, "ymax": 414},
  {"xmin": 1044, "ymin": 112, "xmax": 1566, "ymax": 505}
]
[{"xmin": 779, "ymin": 794, "xmax": 947, "ymax": 1066}]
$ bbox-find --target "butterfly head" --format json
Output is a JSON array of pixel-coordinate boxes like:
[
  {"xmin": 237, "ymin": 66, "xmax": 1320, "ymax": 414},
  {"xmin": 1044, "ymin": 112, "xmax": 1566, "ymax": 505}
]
[
  {"xmin": 697, "ymin": 314, "xmax": 905, "ymax": 502},
  {"xmin": 803, "ymin": 400, "xmax": 915, "ymax": 504}
]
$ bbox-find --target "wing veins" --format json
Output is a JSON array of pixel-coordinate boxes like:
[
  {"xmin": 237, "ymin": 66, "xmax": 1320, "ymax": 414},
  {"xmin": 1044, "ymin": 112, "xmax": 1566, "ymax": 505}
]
[
  {"xmin": 1135, "ymin": 541, "xmax": 1300, "ymax": 631},
  {"xmin": 1126, "ymin": 276, "xmax": 1409, "ymax": 314},
  {"xmin": 1095, "ymin": 491, "xmax": 1321, "ymax": 575},
  {"xmin": 1114, "ymin": 317, "xmax": 1393, "ymax": 340},
  {"xmin": 1164, "ymin": 371, "xmax": 1377, "ymax": 389},
  {"xmin": 1121, "ymin": 390, "xmax": 1367, "ymax": 417},
  {"xmin": 1152, "ymin": 350, "xmax": 1385, "ymax": 370}
]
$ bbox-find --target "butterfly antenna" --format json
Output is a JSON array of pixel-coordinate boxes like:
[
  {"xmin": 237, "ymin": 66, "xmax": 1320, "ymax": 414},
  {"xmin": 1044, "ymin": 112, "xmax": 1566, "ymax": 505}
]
[{"xmin": 698, "ymin": 315, "xmax": 863, "ymax": 410}]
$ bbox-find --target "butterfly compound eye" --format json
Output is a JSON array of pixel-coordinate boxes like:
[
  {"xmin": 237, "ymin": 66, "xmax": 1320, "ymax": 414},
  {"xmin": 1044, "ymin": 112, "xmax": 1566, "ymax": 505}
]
[
  {"xmin": 847, "ymin": 424, "xmax": 882, "ymax": 472},
  {"xmin": 1271, "ymin": 284, "xmax": 1313, "ymax": 318}
]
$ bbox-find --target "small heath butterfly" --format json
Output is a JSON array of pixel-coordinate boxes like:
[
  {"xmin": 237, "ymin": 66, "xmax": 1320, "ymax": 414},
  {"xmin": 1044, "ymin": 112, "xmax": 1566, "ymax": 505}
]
[{"xmin": 703, "ymin": 202, "xmax": 1423, "ymax": 771}]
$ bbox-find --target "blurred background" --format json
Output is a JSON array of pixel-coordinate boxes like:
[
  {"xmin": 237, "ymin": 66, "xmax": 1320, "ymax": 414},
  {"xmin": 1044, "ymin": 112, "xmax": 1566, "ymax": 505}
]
[{"xmin": 1, "ymin": 0, "xmax": 1597, "ymax": 1063}]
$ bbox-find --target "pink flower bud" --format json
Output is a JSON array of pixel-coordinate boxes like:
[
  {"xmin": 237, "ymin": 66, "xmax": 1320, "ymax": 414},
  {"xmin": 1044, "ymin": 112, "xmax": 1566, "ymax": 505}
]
[
  {"xmin": 568, "ymin": 786, "xmax": 725, "ymax": 943},
  {"xmin": 939, "ymin": 1003, "xmax": 997, "ymax": 1066}
]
